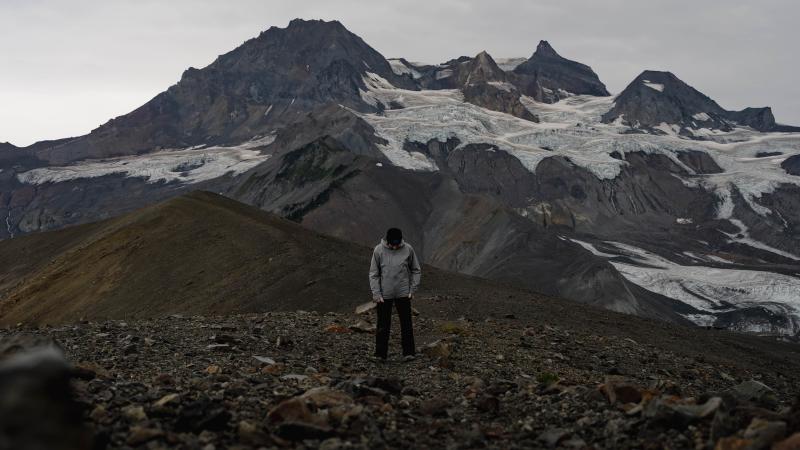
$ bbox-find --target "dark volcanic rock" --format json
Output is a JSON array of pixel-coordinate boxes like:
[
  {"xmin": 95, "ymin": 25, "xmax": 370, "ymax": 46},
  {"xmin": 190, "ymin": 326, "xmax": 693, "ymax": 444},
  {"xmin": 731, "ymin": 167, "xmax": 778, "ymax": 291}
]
[
  {"xmin": 0, "ymin": 346, "xmax": 90, "ymax": 450},
  {"xmin": 781, "ymin": 154, "xmax": 800, "ymax": 176},
  {"xmin": 512, "ymin": 40, "xmax": 610, "ymax": 102}
]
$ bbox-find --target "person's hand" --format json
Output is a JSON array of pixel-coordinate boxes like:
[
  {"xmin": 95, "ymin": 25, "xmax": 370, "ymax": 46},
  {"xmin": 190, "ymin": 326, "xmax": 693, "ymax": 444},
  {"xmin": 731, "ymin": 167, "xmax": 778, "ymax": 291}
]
[
  {"xmin": 373, "ymin": 296, "xmax": 384, "ymax": 304},
  {"xmin": 408, "ymin": 293, "xmax": 413, "ymax": 299}
]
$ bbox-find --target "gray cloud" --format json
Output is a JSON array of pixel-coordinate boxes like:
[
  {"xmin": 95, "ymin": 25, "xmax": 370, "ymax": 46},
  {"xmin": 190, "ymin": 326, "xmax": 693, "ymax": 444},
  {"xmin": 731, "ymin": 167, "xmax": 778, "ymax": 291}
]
[{"xmin": 1, "ymin": 0, "xmax": 798, "ymax": 146}]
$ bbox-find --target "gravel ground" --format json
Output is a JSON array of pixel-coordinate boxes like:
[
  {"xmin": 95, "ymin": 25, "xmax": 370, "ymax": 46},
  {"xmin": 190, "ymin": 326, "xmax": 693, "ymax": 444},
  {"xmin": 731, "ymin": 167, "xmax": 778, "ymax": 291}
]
[{"xmin": 1, "ymin": 309, "xmax": 798, "ymax": 449}]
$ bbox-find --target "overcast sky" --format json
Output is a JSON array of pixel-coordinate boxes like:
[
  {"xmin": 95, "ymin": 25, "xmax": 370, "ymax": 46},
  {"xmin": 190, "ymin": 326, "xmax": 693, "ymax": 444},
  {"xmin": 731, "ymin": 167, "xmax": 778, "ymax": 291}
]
[{"xmin": 1, "ymin": 0, "xmax": 798, "ymax": 146}]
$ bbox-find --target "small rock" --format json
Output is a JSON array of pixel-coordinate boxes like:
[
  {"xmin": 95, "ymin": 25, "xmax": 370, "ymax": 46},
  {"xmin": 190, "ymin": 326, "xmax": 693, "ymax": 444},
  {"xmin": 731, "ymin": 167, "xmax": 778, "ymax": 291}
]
[
  {"xmin": 205, "ymin": 365, "xmax": 222, "ymax": 375},
  {"xmin": 486, "ymin": 379, "xmax": 517, "ymax": 396},
  {"xmin": 419, "ymin": 397, "xmax": 450, "ymax": 417},
  {"xmin": 175, "ymin": 400, "xmax": 231, "ymax": 432},
  {"xmin": 126, "ymin": 426, "xmax": 164, "ymax": 446},
  {"xmin": 422, "ymin": 340, "xmax": 451, "ymax": 358},
  {"xmin": 476, "ymin": 395, "xmax": 500, "ymax": 414},
  {"xmin": 320, "ymin": 437, "xmax": 346, "ymax": 450},
  {"xmin": 206, "ymin": 343, "xmax": 231, "ymax": 351},
  {"xmin": 348, "ymin": 320, "xmax": 376, "ymax": 333},
  {"xmin": 122, "ymin": 405, "xmax": 148, "ymax": 422},
  {"xmin": 644, "ymin": 396, "xmax": 722, "ymax": 428},
  {"xmin": 253, "ymin": 355, "xmax": 276, "ymax": 365},
  {"xmin": 238, "ymin": 420, "xmax": 268, "ymax": 446},
  {"xmin": 729, "ymin": 380, "xmax": 777, "ymax": 408},
  {"xmin": 261, "ymin": 363, "xmax": 285, "ymax": 375},
  {"xmin": 299, "ymin": 387, "xmax": 354, "ymax": 408},
  {"xmin": 324, "ymin": 324, "xmax": 351, "ymax": 334},
  {"xmin": 154, "ymin": 393, "xmax": 180, "ymax": 407},
  {"xmin": 742, "ymin": 418, "xmax": 787, "ymax": 449},
  {"xmin": 772, "ymin": 433, "xmax": 800, "ymax": 450},
  {"xmin": 280, "ymin": 374, "xmax": 309, "ymax": 382},
  {"xmin": 89, "ymin": 405, "xmax": 107, "ymax": 422},
  {"xmin": 123, "ymin": 344, "xmax": 138, "ymax": 355},
  {"xmin": 268, "ymin": 397, "xmax": 315, "ymax": 424},
  {"xmin": 600, "ymin": 377, "xmax": 643, "ymax": 405},
  {"xmin": 537, "ymin": 428, "xmax": 570, "ymax": 447}
]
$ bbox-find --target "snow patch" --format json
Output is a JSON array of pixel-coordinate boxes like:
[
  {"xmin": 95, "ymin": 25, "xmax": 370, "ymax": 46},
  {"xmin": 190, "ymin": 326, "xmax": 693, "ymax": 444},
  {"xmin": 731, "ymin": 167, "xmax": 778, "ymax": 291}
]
[
  {"xmin": 572, "ymin": 239, "xmax": 800, "ymax": 335},
  {"xmin": 724, "ymin": 218, "xmax": 800, "ymax": 261},
  {"xmin": 387, "ymin": 59, "xmax": 421, "ymax": 79},
  {"xmin": 495, "ymin": 57, "xmax": 527, "ymax": 71},
  {"xmin": 435, "ymin": 69, "xmax": 453, "ymax": 80},
  {"xmin": 17, "ymin": 135, "xmax": 275, "ymax": 186},
  {"xmin": 692, "ymin": 112, "xmax": 711, "ymax": 121},
  {"xmin": 4, "ymin": 209, "xmax": 13, "ymax": 239},
  {"xmin": 642, "ymin": 81, "xmax": 665, "ymax": 92},
  {"xmin": 487, "ymin": 81, "xmax": 516, "ymax": 92}
]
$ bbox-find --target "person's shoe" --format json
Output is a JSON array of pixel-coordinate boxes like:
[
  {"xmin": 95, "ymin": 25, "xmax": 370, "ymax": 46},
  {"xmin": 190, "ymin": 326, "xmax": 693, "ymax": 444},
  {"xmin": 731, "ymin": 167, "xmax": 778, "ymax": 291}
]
[{"xmin": 402, "ymin": 354, "xmax": 416, "ymax": 362}]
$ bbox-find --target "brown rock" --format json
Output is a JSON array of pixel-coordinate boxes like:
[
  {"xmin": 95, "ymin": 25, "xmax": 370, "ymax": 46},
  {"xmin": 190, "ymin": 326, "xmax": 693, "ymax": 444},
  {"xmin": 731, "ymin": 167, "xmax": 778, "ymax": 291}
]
[
  {"xmin": 742, "ymin": 418, "xmax": 786, "ymax": 449},
  {"xmin": 238, "ymin": 420, "xmax": 269, "ymax": 446},
  {"xmin": 419, "ymin": 397, "xmax": 450, "ymax": 417},
  {"xmin": 122, "ymin": 405, "xmax": 148, "ymax": 422},
  {"xmin": 268, "ymin": 397, "xmax": 314, "ymax": 423},
  {"xmin": 126, "ymin": 426, "xmax": 164, "ymax": 446},
  {"xmin": 154, "ymin": 393, "xmax": 180, "ymax": 408},
  {"xmin": 261, "ymin": 363, "xmax": 285, "ymax": 375},
  {"xmin": 773, "ymin": 433, "xmax": 800, "ymax": 450},
  {"xmin": 476, "ymin": 395, "xmax": 500, "ymax": 414},
  {"xmin": 422, "ymin": 340, "xmax": 451, "ymax": 358},
  {"xmin": 600, "ymin": 377, "xmax": 643, "ymax": 405},
  {"xmin": 300, "ymin": 387, "xmax": 353, "ymax": 408},
  {"xmin": 325, "ymin": 324, "xmax": 351, "ymax": 334}
]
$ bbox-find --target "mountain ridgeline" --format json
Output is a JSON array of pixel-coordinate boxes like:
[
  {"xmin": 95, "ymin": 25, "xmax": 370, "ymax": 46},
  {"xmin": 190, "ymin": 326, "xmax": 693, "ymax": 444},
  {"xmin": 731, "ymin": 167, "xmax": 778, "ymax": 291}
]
[{"xmin": 2, "ymin": 19, "xmax": 800, "ymax": 338}]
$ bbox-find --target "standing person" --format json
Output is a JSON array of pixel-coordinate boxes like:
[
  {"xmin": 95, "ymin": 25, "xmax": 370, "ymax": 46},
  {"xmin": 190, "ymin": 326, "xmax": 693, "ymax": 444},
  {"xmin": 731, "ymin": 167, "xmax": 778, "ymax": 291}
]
[{"xmin": 369, "ymin": 228, "xmax": 422, "ymax": 361}]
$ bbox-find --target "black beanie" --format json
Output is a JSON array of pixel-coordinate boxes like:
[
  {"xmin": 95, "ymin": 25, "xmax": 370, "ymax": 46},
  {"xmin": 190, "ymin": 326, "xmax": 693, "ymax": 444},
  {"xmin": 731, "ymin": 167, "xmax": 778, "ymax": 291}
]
[{"xmin": 386, "ymin": 228, "xmax": 403, "ymax": 245}]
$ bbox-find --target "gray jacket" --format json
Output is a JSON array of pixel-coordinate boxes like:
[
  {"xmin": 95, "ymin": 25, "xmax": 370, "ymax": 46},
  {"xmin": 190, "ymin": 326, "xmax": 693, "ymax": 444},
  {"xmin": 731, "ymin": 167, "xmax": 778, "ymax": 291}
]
[{"xmin": 369, "ymin": 238, "xmax": 422, "ymax": 300}]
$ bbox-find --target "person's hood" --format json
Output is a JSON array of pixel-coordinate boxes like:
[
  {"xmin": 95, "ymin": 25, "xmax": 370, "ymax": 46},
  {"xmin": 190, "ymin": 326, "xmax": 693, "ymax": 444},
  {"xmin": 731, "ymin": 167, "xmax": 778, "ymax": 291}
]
[{"xmin": 380, "ymin": 237, "xmax": 406, "ymax": 249}]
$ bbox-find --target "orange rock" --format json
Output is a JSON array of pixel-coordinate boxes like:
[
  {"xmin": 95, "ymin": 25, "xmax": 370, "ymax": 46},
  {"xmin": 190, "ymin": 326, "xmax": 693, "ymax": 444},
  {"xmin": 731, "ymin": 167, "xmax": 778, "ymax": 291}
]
[
  {"xmin": 205, "ymin": 364, "xmax": 221, "ymax": 375},
  {"xmin": 714, "ymin": 437, "xmax": 753, "ymax": 450},
  {"xmin": 261, "ymin": 363, "xmax": 285, "ymax": 375},
  {"xmin": 324, "ymin": 324, "xmax": 351, "ymax": 333},
  {"xmin": 773, "ymin": 433, "xmax": 800, "ymax": 450}
]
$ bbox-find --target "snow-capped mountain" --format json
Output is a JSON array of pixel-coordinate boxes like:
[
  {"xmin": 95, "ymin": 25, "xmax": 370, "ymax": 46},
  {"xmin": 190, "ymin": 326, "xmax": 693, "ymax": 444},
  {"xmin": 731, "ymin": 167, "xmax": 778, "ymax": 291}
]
[{"xmin": 2, "ymin": 19, "xmax": 800, "ymax": 338}]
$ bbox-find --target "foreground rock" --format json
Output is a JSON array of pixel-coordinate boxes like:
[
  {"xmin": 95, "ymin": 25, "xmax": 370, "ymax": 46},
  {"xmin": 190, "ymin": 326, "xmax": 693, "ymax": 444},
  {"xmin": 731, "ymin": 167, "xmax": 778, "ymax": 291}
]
[{"xmin": 0, "ymin": 311, "xmax": 798, "ymax": 449}]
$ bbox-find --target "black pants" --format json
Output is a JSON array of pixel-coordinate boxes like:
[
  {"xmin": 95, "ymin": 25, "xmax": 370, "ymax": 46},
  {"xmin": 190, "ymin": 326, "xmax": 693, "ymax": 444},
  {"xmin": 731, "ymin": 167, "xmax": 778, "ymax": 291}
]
[{"xmin": 375, "ymin": 297, "xmax": 415, "ymax": 359}]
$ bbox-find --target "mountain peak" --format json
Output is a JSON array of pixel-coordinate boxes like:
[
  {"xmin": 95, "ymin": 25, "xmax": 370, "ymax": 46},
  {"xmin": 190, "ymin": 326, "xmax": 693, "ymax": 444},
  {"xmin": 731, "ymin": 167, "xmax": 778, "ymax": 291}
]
[
  {"xmin": 460, "ymin": 50, "xmax": 506, "ymax": 84},
  {"xmin": 513, "ymin": 40, "xmax": 610, "ymax": 100},
  {"xmin": 602, "ymin": 70, "xmax": 795, "ymax": 132},
  {"xmin": 534, "ymin": 40, "xmax": 560, "ymax": 58}
]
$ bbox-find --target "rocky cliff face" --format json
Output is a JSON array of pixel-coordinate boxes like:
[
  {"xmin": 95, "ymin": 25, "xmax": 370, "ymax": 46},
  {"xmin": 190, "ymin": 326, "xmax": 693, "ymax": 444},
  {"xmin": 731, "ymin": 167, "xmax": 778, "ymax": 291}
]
[{"xmin": 512, "ymin": 41, "xmax": 611, "ymax": 102}]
